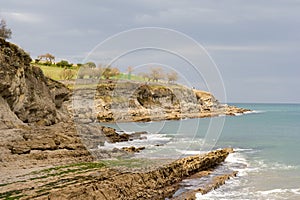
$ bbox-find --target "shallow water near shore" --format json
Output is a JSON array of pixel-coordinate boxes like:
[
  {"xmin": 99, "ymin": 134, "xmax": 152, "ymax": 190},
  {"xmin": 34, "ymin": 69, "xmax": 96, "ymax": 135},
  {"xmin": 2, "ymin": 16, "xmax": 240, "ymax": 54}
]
[{"xmin": 101, "ymin": 103, "xmax": 300, "ymax": 199}]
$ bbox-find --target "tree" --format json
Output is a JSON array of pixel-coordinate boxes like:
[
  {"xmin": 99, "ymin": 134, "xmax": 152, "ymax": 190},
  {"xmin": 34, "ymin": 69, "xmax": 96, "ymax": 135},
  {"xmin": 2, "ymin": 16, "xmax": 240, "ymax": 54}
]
[
  {"xmin": 56, "ymin": 60, "xmax": 72, "ymax": 68},
  {"xmin": 139, "ymin": 72, "xmax": 150, "ymax": 82},
  {"xmin": 59, "ymin": 69, "xmax": 75, "ymax": 80},
  {"xmin": 149, "ymin": 67, "xmax": 164, "ymax": 82},
  {"xmin": 94, "ymin": 67, "xmax": 104, "ymax": 79},
  {"xmin": 0, "ymin": 19, "xmax": 12, "ymax": 40},
  {"xmin": 167, "ymin": 71, "xmax": 178, "ymax": 83},
  {"xmin": 38, "ymin": 53, "xmax": 55, "ymax": 65},
  {"xmin": 127, "ymin": 66, "xmax": 133, "ymax": 80},
  {"xmin": 84, "ymin": 62, "xmax": 96, "ymax": 68},
  {"xmin": 102, "ymin": 67, "xmax": 120, "ymax": 79}
]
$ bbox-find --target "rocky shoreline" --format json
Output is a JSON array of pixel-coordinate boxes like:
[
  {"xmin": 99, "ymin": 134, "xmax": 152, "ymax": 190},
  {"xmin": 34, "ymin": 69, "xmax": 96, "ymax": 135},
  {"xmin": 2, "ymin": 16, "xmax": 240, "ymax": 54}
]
[
  {"xmin": 1, "ymin": 38, "xmax": 243, "ymax": 199},
  {"xmin": 73, "ymin": 80, "xmax": 250, "ymax": 124},
  {"xmin": 0, "ymin": 147, "xmax": 235, "ymax": 200}
]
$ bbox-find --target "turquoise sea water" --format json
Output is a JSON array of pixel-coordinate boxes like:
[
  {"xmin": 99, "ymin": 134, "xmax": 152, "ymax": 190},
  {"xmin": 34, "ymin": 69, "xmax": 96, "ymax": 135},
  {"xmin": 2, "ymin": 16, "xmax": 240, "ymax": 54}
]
[{"xmin": 101, "ymin": 104, "xmax": 300, "ymax": 199}]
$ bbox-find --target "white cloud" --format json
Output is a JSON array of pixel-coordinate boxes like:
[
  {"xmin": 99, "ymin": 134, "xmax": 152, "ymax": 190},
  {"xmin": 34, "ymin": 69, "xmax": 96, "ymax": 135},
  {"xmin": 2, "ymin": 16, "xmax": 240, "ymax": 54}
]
[{"xmin": 1, "ymin": 11, "xmax": 43, "ymax": 23}]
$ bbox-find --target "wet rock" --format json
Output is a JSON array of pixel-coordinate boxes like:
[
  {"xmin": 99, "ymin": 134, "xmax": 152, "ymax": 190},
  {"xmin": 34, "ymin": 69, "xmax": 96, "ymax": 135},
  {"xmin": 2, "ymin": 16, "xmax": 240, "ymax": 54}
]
[
  {"xmin": 172, "ymin": 170, "xmax": 238, "ymax": 199},
  {"xmin": 122, "ymin": 146, "xmax": 145, "ymax": 153},
  {"xmin": 47, "ymin": 148, "xmax": 233, "ymax": 200},
  {"xmin": 101, "ymin": 126, "xmax": 146, "ymax": 143}
]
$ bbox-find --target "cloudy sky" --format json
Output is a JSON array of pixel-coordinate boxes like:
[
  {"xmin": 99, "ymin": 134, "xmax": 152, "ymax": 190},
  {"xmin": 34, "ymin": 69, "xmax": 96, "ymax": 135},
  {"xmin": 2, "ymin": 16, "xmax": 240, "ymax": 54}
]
[{"xmin": 1, "ymin": 0, "xmax": 300, "ymax": 103}]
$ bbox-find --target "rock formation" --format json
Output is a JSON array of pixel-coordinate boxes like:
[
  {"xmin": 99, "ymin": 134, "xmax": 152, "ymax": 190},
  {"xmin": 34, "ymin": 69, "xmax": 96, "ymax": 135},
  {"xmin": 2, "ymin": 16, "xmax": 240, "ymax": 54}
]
[
  {"xmin": 74, "ymin": 80, "xmax": 250, "ymax": 123},
  {"xmin": 45, "ymin": 148, "xmax": 233, "ymax": 200},
  {"xmin": 0, "ymin": 38, "xmax": 92, "ymax": 185},
  {"xmin": 0, "ymin": 38, "xmax": 70, "ymax": 126}
]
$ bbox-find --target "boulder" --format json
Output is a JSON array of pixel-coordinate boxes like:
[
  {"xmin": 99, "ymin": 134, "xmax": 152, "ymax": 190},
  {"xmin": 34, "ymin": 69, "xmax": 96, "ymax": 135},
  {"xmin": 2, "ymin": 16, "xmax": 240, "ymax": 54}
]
[{"xmin": 122, "ymin": 146, "xmax": 145, "ymax": 153}]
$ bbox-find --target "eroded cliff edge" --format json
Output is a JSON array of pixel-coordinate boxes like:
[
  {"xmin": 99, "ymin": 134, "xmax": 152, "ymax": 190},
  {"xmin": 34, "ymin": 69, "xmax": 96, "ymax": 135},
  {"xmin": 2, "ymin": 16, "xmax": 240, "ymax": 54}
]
[
  {"xmin": 0, "ymin": 38, "xmax": 70, "ymax": 126},
  {"xmin": 75, "ymin": 80, "xmax": 250, "ymax": 123},
  {"xmin": 0, "ymin": 38, "xmax": 91, "ymax": 181}
]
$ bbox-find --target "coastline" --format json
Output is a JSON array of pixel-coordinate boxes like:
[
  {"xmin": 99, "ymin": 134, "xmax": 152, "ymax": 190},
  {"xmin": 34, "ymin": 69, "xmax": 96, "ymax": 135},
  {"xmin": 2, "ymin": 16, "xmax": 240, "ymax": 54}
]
[
  {"xmin": 0, "ymin": 38, "xmax": 246, "ymax": 199},
  {"xmin": 73, "ymin": 80, "xmax": 251, "ymax": 124}
]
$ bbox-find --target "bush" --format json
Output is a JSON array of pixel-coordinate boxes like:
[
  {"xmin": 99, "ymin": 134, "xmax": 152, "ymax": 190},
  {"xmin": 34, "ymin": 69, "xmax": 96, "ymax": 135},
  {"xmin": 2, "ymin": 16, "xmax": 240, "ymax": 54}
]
[
  {"xmin": 102, "ymin": 67, "xmax": 120, "ymax": 79},
  {"xmin": 43, "ymin": 61, "xmax": 52, "ymax": 66},
  {"xmin": 83, "ymin": 62, "xmax": 96, "ymax": 68},
  {"xmin": 56, "ymin": 60, "xmax": 72, "ymax": 68},
  {"xmin": 59, "ymin": 69, "xmax": 75, "ymax": 80}
]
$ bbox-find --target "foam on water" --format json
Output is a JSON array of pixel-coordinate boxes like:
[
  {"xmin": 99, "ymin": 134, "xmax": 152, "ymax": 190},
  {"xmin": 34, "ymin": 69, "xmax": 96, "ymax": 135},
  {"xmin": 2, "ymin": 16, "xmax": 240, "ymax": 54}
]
[
  {"xmin": 196, "ymin": 148, "xmax": 300, "ymax": 200},
  {"xmin": 98, "ymin": 133, "xmax": 171, "ymax": 150},
  {"xmin": 234, "ymin": 110, "xmax": 265, "ymax": 116}
]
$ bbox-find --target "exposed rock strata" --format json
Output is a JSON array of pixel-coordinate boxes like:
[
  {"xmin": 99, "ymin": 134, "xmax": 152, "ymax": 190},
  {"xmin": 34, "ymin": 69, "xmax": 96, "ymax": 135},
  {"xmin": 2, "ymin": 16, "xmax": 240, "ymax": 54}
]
[
  {"xmin": 172, "ymin": 170, "xmax": 238, "ymax": 200},
  {"xmin": 74, "ymin": 81, "xmax": 250, "ymax": 123},
  {"xmin": 101, "ymin": 126, "xmax": 147, "ymax": 143},
  {"xmin": 0, "ymin": 39, "xmax": 91, "ymax": 185},
  {"xmin": 45, "ymin": 148, "xmax": 233, "ymax": 200},
  {"xmin": 0, "ymin": 38, "xmax": 70, "ymax": 126}
]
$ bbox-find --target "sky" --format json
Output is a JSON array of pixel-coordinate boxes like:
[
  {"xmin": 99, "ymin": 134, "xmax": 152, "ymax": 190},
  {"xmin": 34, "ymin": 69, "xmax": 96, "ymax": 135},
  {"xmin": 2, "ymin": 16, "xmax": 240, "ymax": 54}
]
[{"xmin": 1, "ymin": 0, "xmax": 300, "ymax": 103}]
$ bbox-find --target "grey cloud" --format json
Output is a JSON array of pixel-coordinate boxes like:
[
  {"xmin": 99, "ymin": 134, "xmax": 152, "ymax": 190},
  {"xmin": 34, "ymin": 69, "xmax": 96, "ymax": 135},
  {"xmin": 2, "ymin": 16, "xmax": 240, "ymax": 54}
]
[{"xmin": 1, "ymin": 0, "xmax": 300, "ymax": 102}]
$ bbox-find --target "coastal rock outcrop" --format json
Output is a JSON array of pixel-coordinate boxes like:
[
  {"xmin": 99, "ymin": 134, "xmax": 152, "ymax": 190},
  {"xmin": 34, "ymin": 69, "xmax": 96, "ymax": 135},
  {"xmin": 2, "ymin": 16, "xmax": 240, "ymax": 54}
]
[
  {"xmin": 0, "ymin": 38, "xmax": 70, "ymax": 126},
  {"xmin": 46, "ymin": 148, "xmax": 233, "ymax": 200},
  {"xmin": 0, "ymin": 39, "xmax": 92, "ymax": 184},
  {"xmin": 74, "ymin": 81, "xmax": 250, "ymax": 123},
  {"xmin": 122, "ymin": 146, "xmax": 145, "ymax": 153}
]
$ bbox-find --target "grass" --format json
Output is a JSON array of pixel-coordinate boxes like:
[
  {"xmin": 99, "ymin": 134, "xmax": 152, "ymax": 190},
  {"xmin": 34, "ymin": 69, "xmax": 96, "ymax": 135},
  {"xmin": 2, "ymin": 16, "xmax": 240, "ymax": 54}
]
[
  {"xmin": 36, "ymin": 64, "xmax": 158, "ymax": 83},
  {"xmin": 28, "ymin": 162, "xmax": 106, "ymax": 179},
  {"xmin": 0, "ymin": 159, "xmax": 163, "ymax": 199},
  {"xmin": 36, "ymin": 65, "xmax": 78, "ymax": 81},
  {"xmin": 0, "ymin": 189, "xmax": 23, "ymax": 200}
]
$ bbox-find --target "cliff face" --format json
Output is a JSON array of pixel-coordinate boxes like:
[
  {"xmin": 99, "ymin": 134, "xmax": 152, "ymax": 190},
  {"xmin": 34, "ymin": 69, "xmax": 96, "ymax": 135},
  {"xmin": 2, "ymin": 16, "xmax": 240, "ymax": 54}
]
[
  {"xmin": 0, "ymin": 38, "xmax": 70, "ymax": 126},
  {"xmin": 0, "ymin": 39, "xmax": 91, "ymax": 183},
  {"xmin": 78, "ymin": 81, "xmax": 249, "ymax": 123}
]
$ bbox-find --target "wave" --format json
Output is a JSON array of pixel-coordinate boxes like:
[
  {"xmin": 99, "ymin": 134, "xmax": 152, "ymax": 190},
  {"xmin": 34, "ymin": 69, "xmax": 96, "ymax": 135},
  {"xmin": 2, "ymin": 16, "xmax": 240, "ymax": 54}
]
[
  {"xmin": 257, "ymin": 188, "xmax": 300, "ymax": 195},
  {"xmin": 175, "ymin": 150, "xmax": 206, "ymax": 155},
  {"xmin": 98, "ymin": 133, "xmax": 171, "ymax": 150},
  {"xmin": 234, "ymin": 110, "xmax": 265, "ymax": 116},
  {"xmin": 253, "ymin": 160, "xmax": 299, "ymax": 171},
  {"xmin": 196, "ymin": 188, "xmax": 300, "ymax": 200},
  {"xmin": 195, "ymin": 148, "xmax": 300, "ymax": 200}
]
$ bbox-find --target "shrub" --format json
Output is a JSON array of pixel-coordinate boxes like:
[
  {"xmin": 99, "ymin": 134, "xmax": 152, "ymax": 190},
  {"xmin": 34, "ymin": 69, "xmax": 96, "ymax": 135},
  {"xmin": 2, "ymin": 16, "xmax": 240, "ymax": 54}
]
[
  {"xmin": 59, "ymin": 69, "xmax": 75, "ymax": 80},
  {"xmin": 56, "ymin": 60, "xmax": 72, "ymax": 68},
  {"xmin": 0, "ymin": 19, "xmax": 12, "ymax": 40}
]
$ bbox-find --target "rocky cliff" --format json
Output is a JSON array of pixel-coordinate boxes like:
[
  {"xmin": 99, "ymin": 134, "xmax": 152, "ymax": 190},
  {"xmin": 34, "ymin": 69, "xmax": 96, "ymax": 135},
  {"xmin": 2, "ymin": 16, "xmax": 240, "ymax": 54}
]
[
  {"xmin": 0, "ymin": 38, "xmax": 70, "ymax": 126},
  {"xmin": 74, "ymin": 80, "xmax": 249, "ymax": 123},
  {"xmin": 0, "ymin": 39, "xmax": 91, "ymax": 185}
]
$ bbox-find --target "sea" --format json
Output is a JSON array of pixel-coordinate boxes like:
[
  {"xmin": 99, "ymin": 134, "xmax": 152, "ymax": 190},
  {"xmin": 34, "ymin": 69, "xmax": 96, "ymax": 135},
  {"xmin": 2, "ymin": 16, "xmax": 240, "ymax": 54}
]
[{"xmin": 99, "ymin": 104, "xmax": 300, "ymax": 200}]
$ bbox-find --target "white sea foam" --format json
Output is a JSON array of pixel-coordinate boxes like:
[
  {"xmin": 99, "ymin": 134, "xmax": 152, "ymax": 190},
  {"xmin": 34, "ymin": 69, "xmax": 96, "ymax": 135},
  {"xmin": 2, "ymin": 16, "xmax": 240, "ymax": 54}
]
[
  {"xmin": 234, "ymin": 113, "xmax": 243, "ymax": 116},
  {"xmin": 195, "ymin": 147, "xmax": 300, "ymax": 200},
  {"xmin": 175, "ymin": 150, "xmax": 205, "ymax": 155},
  {"xmin": 196, "ymin": 187, "xmax": 300, "ymax": 200},
  {"xmin": 245, "ymin": 110, "xmax": 265, "ymax": 114},
  {"xmin": 252, "ymin": 159, "xmax": 299, "ymax": 171},
  {"xmin": 257, "ymin": 188, "xmax": 300, "ymax": 198},
  {"xmin": 234, "ymin": 110, "xmax": 265, "ymax": 116},
  {"xmin": 98, "ymin": 133, "xmax": 171, "ymax": 150}
]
